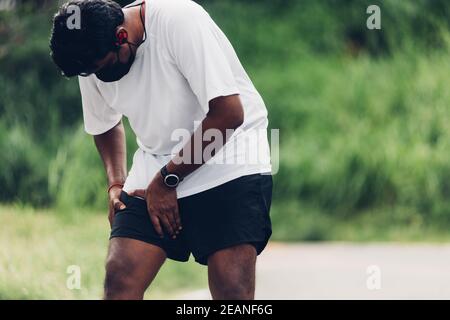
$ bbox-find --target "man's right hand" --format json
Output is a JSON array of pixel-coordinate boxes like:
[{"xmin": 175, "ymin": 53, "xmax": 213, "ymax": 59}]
[{"xmin": 108, "ymin": 186, "xmax": 126, "ymax": 227}]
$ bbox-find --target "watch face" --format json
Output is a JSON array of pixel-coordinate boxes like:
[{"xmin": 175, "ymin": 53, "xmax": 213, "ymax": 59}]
[{"xmin": 164, "ymin": 174, "xmax": 179, "ymax": 187}]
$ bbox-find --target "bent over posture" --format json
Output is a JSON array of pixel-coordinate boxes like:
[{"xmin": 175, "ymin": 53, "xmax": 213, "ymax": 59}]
[{"xmin": 50, "ymin": 0, "xmax": 273, "ymax": 300}]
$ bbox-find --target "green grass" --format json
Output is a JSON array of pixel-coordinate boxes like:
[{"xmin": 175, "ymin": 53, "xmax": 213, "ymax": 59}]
[
  {"xmin": 254, "ymin": 47, "xmax": 450, "ymax": 224},
  {"xmin": 270, "ymin": 200, "xmax": 450, "ymax": 242},
  {"xmin": 0, "ymin": 205, "xmax": 207, "ymax": 300}
]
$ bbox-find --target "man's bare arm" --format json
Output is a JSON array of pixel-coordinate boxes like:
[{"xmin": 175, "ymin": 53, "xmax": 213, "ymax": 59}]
[
  {"xmin": 167, "ymin": 94, "xmax": 244, "ymax": 178},
  {"xmin": 94, "ymin": 120, "xmax": 127, "ymax": 226},
  {"xmin": 129, "ymin": 95, "xmax": 244, "ymax": 238}
]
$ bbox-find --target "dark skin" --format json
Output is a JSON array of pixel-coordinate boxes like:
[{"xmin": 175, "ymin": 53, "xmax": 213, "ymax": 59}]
[
  {"xmin": 94, "ymin": 120, "xmax": 127, "ymax": 227},
  {"xmin": 93, "ymin": 3, "xmax": 256, "ymax": 300}
]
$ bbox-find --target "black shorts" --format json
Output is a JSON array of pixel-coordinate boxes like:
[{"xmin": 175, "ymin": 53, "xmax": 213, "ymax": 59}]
[{"xmin": 110, "ymin": 173, "xmax": 273, "ymax": 265}]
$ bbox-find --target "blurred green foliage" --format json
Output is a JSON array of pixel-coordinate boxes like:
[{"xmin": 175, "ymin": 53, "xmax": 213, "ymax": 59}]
[{"xmin": 1, "ymin": 1, "xmax": 450, "ymax": 237}]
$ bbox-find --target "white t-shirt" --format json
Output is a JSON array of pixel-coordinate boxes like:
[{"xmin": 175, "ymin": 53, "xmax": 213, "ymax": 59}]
[{"xmin": 79, "ymin": 0, "xmax": 272, "ymax": 198}]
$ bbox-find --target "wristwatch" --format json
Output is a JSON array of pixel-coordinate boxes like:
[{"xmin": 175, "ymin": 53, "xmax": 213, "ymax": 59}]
[{"xmin": 160, "ymin": 165, "xmax": 183, "ymax": 188}]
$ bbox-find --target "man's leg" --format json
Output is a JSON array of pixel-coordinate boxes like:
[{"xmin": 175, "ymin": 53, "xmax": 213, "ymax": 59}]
[
  {"xmin": 104, "ymin": 237, "xmax": 166, "ymax": 300},
  {"xmin": 207, "ymin": 244, "xmax": 257, "ymax": 300}
]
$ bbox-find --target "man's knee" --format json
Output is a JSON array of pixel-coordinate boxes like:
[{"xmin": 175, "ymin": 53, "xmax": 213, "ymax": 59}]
[
  {"xmin": 208, "ymin": 244, "xmax": 257, "ymax": 299},
  {"xmin": 104, "ymin": 256, "xmax": 139, "ymax": 299},
  {"xmin": 103, "ymin": 238, "xmax": 167, "ymax": 300},
  {"xmin": 213, "ymin": 274, "xmax": 254, "ymax": 299}
]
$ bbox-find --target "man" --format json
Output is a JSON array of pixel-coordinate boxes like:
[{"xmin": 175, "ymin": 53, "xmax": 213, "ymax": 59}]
[{"xmin": 50, "ymin": 0, "xmax": 272, "ymax": 300}]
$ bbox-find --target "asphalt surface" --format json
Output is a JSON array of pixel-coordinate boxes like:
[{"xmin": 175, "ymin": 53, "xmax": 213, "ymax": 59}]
[{"xmin": 176, "ymin": 242, "xmax": 450, "ymax": 299}]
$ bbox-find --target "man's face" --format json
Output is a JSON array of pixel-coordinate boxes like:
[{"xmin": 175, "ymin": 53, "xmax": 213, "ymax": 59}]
[{"xmin": 90, "ymin": 41, "xmax": 136, "ymax": 82}]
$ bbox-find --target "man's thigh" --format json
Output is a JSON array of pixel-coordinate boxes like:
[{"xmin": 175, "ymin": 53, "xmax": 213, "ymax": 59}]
[{"xmin": 104, "ymin": 237, "xmax": 167, "ymax": 299}]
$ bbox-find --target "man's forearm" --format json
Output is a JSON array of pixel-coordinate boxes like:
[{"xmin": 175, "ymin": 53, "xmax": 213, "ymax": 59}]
[
  {"xmin": 166, "ymin": 95, "xmax": 244, "ymax": 179},
  {"xmin": 94, "ymin": 120, "xmax": 127, "ymax": 186}
]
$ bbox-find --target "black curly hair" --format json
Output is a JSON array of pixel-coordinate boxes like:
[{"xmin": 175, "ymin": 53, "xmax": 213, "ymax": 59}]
[{"xmin": 49, "ymin": 0, "xmax": 124, "ymax": 77}]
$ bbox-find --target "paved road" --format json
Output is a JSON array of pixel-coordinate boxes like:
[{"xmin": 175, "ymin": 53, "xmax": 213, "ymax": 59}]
[{"xmin": 176, "ymin": 242, "xmax": 450, "ymax": 299}]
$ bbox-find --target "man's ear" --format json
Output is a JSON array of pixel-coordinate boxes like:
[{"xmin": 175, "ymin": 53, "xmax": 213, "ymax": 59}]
[{"xmin": 115, "ymin": 27, "xmax": 129, "ymax": 47}]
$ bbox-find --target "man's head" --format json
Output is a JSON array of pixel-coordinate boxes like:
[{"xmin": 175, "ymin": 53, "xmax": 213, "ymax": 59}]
[{"xmin": 50, "ymin": 0, "xmax": 140, "ymax": 82}]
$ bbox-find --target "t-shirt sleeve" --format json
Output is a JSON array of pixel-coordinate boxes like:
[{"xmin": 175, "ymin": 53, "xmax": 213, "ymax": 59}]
[
  {"xmin": 165, "ymin": 4, "xmax": 240, "ymax": 114},
  {"xmin": 78, "ymin": 76, "xmax": 122, "ymax": 135}
]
